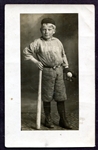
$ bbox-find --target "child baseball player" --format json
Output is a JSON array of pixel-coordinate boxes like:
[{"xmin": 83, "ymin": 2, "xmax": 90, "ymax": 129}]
[{"xmin": 23, "ymin": 18, "xmax": 74, "ymax": 129}]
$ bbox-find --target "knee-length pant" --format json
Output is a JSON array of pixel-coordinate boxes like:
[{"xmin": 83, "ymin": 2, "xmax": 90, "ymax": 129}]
[{"xmin": 42, "ymin": 67, "xmax": 67, "ymax": 102}]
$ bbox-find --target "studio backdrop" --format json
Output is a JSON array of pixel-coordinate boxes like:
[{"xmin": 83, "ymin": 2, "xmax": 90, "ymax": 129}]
[{"xmin": 20, "ymin": 14, "xmax": 79, "ymax": 130}]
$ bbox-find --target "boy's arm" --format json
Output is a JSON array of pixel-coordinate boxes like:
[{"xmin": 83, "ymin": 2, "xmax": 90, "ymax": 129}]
[
  {"xmin": 23, "ymin": 47, "xmax": 38, "ymax": 63},
  {"xmin": 62, "ymin": 53, "xmax": 69, "ymax": 69},
  {"xmin": 23, "ymin": 42, "xmax": 43, "ymax": 70},
  {"xmin": 61, "ymin": 45, "xmax": 69, "ymax": 68},
  {"xmin": 61, "ymin": 46, "xmax": 76, "ymax": 79}
]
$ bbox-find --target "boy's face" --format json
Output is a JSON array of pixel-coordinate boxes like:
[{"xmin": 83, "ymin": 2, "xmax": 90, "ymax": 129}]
[{"xmin": 41, "ymin": 23, "xmax": 56, "ymax": 40}]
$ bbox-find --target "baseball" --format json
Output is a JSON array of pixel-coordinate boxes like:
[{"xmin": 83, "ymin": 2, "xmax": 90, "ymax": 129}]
[{"xmin": 67, "ymin": 72, "xmax": 72, "ymax": 77}]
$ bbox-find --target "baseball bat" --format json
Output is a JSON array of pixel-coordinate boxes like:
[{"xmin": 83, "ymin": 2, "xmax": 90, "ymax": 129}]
[{"xmin": 36, "ymin": 70, "xmax": 42, "ymax": 129}]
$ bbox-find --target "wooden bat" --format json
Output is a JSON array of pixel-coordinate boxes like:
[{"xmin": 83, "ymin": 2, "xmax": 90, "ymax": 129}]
[{"xmin": 36, "ymin": 70, "xmax": 42, "ymax": 129}]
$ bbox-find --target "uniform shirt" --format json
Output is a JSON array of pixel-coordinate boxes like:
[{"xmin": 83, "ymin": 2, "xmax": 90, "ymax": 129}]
[{"xmin": 23, "ymin": 36, "xmax": 69, "ymax": 67}]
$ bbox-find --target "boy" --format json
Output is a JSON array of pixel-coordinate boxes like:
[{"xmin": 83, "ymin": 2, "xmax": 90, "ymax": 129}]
[{"xmin": 23, "ymin": 18, "xmax": 74, "ymax": 129}]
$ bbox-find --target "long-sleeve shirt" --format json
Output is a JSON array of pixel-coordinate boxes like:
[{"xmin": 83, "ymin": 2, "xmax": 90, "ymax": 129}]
[{"xmin": 23, "ymin": 36, "xmax": 69, "ymax": 68}]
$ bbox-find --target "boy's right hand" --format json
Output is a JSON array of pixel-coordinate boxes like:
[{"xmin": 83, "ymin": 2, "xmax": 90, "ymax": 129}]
[{"xmin": 35, "ymin": 61, "xmax": 43, "ymax": 70}]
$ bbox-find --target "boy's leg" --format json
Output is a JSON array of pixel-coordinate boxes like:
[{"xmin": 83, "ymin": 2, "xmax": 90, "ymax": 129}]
[
  {"xmin": 43, "ymin": 102, "xmax": 54, "ymax": 128},
  {"xmin": 42, "ymin": 68, "xmax": 56, "ymax": 128},
  {"xmin": 57, "ymin": 101, "xmax": 72, "ymax": 129},
  {"xmin": 54, "ymin": 67, "xmax": 72, "ymax": 129}
]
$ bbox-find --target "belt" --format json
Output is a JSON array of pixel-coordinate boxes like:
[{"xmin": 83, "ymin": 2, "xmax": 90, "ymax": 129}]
[{"xmin": 44, "ymin": 64, "xmax": 62, "ymax": 70}]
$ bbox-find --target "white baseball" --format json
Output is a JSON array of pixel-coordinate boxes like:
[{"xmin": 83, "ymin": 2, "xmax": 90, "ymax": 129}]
[{"xmin": 67, "ymin": 72, "xmax": 72, "ymax": 77}]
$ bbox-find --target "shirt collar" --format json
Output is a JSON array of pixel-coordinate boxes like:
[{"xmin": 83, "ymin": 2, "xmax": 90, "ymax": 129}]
[{"xmin": 40, "ymin": 36, "xmax": 56, "ymax": 41}]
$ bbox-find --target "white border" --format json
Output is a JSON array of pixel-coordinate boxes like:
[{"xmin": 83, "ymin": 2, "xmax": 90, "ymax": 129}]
[{"xmin": 5, "ymin": 5, "xmax": 95, "ymax": 147}]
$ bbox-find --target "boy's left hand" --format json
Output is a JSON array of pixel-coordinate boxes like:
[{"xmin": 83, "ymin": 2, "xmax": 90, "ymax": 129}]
[{"xmin": 63, "ymin": 68, "xmax": 76, "ymax": 81}]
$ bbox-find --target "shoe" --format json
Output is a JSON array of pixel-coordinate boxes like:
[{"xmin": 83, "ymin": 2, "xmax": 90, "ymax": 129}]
[
  {"xmin": 44, "ymin": 116, "xmax": 54, "ymax": 128},
  {"xmin": 59, "ymin": 118, "xmax": 72, "ymax": 129}
]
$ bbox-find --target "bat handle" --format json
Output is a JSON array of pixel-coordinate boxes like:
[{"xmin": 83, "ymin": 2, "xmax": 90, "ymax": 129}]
[{"xmin": 36, "ymin": 70, "xmax": 42, "ymax": 129}]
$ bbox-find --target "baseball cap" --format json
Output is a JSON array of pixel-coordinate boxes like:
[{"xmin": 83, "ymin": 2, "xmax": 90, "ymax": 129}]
[{"xmin": 41, "ymin": 18, "xmax": 55, "ymax": 25}]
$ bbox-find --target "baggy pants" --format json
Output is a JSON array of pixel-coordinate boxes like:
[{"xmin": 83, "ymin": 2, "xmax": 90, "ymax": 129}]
[{"xmin": 42, "ymin": 66, "xmax": 67, "ymax": 102}]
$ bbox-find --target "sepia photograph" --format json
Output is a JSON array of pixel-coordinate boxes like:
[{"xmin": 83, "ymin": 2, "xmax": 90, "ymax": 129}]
[
  {"xmin": 5, "ymin": 5, "xmax": 95, "ymax": 147},
  {"xmin": 21, "ymin": 14, "xmax": 79, "ymax": 130}
]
